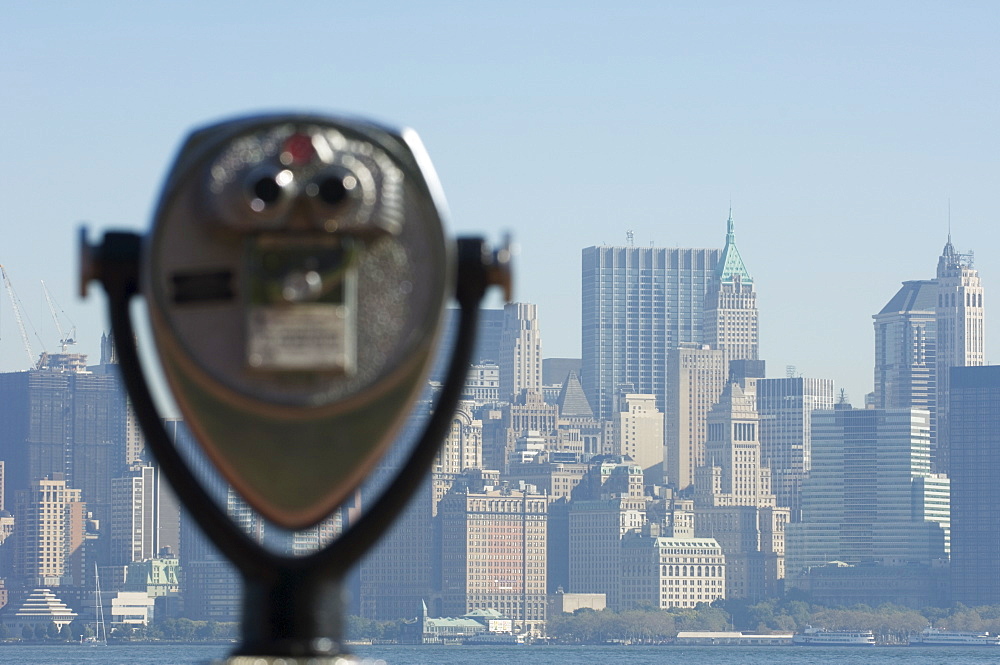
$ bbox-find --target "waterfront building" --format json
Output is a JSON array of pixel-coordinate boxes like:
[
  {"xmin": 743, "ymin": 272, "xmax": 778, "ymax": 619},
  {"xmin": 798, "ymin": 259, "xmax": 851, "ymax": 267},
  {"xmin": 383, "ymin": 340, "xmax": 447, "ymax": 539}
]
[
  {"xmin": 438, "ymin": 476, "xmax": 547, "ymax": 634},
  {"xmin": 581, "ymin": 244, "xmax": 721, "ymax": 421},
  {"xmin": 755, "ymin": 376, "xmax": 836, "ymax": 520},
  {"xmin": 359, "ymin": 402, "xmax": 481, "ymax": 621},
  {"xmin": 693, "ymin": 380, "xmax": 788, "ymax": 600},
  {"xmin": 786, "ymin": 405, "xmax": 948, "ymax": 575},
  {"xmin": 1, "ymin": 587, "xmax": 77, "ymax": 634},
  {"xmin": 949, "ymin": 365, "xmax": 1000, "ymax": 604},
  {"xmin": 12, "ymin": 475, "xmax": 86, "ymax": 588},
  {"xmin": 500, "ymin": 303, "xmax": 543, "ymax": 401},
  {"xmin": 567, "ymin": 457, "xmax": 647, "ymax": 611},
  {"xmin": 619, "ymin": 531, "xmax": 726, "ymax": 610}
]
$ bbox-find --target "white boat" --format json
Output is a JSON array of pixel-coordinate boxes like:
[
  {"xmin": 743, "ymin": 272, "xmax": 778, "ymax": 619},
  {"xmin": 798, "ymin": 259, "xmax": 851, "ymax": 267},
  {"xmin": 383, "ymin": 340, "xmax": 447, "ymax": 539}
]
[
  {"xmin": 793, "ymin": 626, "xmax": 875, "ymax": 646},
  {"xmin": 909, "ymin": 627, "xmax": 1000, "ymax": 646},
  {"xmin": 463, "ymin": 633, "xmax": 527, "ymax": 645}
]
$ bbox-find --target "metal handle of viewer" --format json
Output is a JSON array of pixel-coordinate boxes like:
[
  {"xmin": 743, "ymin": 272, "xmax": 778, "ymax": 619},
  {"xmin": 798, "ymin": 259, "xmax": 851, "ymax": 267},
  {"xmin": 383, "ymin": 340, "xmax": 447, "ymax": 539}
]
[{"xmin": 81, "ymin": 229, "xmax": 512, "ymax": 660}]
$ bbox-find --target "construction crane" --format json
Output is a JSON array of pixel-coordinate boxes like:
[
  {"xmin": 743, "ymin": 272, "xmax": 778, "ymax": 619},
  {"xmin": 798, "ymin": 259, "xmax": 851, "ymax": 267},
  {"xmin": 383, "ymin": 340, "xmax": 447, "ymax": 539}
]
[
  {"xmin": 0, "ymin": 264, "xmax": 39, "ymax": 368},
  {"xmin": 41, "ymin": 280, "xmax": 77, "ymax": 352}
]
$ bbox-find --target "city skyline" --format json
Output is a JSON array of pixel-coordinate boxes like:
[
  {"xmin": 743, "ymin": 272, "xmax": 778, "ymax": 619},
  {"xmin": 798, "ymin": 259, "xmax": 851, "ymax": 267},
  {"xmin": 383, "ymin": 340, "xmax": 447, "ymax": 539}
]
[{"xmin": 2, "ymin": 3, "xmax": 999, "ymax": 409}]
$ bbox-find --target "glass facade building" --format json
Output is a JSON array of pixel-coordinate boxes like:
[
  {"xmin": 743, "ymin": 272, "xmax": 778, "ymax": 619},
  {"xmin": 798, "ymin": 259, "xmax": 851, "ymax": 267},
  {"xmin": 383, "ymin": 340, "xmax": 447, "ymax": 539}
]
[
  {"xmin": 581, "ymin": 246, "xmax": 721, "ymax": 421},
  {"xmin": 949, "ymin": 365, "xmax": 1000, "ymax": 605}
]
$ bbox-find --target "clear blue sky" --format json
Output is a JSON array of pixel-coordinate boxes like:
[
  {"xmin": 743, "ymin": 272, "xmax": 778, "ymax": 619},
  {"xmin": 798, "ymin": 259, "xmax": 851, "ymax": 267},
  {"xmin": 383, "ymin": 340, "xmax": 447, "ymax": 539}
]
[{"xmin": 2, "ymin": 2, "xmax": 998, "ymax": 404}]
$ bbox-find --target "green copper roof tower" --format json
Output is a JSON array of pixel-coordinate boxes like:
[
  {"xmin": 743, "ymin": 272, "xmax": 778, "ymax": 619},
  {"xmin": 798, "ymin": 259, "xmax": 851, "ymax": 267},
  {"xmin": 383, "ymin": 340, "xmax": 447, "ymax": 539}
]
[{"xmin": 715, "ymin": 209, "xmax": 753, "ymax": 285}]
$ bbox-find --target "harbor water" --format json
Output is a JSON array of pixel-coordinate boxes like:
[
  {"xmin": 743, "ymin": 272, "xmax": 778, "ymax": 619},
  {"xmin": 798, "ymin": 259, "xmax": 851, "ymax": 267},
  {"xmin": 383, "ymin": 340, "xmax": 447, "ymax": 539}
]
[{"xmin": 3, "ymin": 643, "xmax": 1000, "ymax": 665}]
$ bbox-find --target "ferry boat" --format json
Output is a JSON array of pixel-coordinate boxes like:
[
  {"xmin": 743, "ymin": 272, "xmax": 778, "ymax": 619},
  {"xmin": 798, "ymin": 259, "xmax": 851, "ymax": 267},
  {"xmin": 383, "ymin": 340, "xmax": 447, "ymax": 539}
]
[
  {"xmin": 793, "ymin": 626, "xmax": 876, "ymax": 646},
  {"xmin": 909, "ymin": 627, "xmax": 1000, "ymax": 646},
  {"xmin": 463, "ymin": 633, "xmax": 527, "ymax": 645}
]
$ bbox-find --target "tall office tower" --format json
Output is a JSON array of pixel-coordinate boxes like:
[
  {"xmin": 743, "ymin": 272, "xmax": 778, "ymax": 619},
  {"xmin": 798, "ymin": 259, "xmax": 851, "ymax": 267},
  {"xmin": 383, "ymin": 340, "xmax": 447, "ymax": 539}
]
[
  {"xmin": 0, "ymin": 360, "xmax": 129, "ymax": 527},
  {"xmin": 93, "ymin": 332, "xmax": 146, "ymax": 466},
  {"xmin": 499, "ymin": 302, "xmax": 543, "ymax": 401},
  {"xmin": 12, "ymin": 475, "xmax": 86, "ymax": 588},
  {"xmin": 581, "ymin": 245, "xmax": 721, "ymax": 420},
  {"xmin": 167, "ymin": 420, "xmax": 244, "ymax": 621},
  {"xmin": 438, "ymin": 474, "xmax": 548, "ymax": 634},
  {"xmin": 756, "ymin": 377, "xmax": 836, "ymax": 520},
  {"xmin": 664, "ymin": 344, "xmax": 727, "ymax": 492},
  {"xmin": 110, "ymin": 465, "xmax": 157, "ymax": 565},
  {"xmin": 608, "ymin": 393, "xmax": 664, "ymax": 478},
  {"xmin": 429, "ymin": 308, "xmax": 505, "ymax": 383},
  {"xmin": 873, "ymin": 280, "xmax": 938, "ymax": 448},
  {"xmin": 693, "ymin": 381, "xmax": 788, "ymax": 601},
  {"xmin": 703, "ymin": 212, "xmax": 758, "ymax": 371},
  {"xmin": 785, "ymin": 406, "xmax": 948, "ymax": 576},
  {"xmin": 359, "ymin": 402, "xmax": 482, "ymax": 620},
  {"xmin": 567, "ymin": 457, "xmax": 647, "ymax": 611},
  {"xmin": 935, "ymin": 236, "xmax": 985, "ymax": 473},
  {"xmin": 950, "ymin": 366, "xmax": 1000, "ymax": 604}
]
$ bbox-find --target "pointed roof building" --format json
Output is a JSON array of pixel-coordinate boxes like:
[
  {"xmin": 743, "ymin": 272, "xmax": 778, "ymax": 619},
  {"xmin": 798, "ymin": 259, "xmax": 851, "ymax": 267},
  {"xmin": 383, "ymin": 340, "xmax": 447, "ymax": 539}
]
[
  {"xmin": 715, "ymin": 210, "xmax": 753, "ymax": 286},
  {"xmin": 557, "ymin": 371, "xmax": 595, "ymax": 419}
]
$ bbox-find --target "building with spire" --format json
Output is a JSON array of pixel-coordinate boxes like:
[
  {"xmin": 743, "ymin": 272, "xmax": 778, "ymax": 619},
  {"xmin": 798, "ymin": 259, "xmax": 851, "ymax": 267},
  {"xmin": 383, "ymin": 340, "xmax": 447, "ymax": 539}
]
[
  {"xmin": 934, "ymin": 235, "xmax": 985, "ymax": 472},
  {"xmin": 873, "ymin": 235, "xmax": 985, "ymax": 472},
  {"xmin": 703, "ymin": 211, "xmax": 759, "ymax": 373}
]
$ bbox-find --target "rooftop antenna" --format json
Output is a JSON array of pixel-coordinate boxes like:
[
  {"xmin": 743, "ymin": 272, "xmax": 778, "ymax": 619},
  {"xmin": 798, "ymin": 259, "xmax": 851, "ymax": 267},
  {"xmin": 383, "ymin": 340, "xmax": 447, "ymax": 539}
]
[
  {"xmin": 626, "ymin": 229, "xmax": 634, "ymax": 246},
  {"xmin": 948, "ymin": 198, "xmax": 952, "ymax": 243}
]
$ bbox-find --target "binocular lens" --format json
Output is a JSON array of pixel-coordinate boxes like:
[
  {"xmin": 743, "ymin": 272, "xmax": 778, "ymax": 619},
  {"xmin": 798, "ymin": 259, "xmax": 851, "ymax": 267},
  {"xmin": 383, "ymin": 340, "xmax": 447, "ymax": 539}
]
[
  {"xmin": 317, "ymin": 174, "xmax": 354, "ymax": 207},
  {"xmin": 252, "ymin": 176, "xmax": 283, "ymax": 206}
]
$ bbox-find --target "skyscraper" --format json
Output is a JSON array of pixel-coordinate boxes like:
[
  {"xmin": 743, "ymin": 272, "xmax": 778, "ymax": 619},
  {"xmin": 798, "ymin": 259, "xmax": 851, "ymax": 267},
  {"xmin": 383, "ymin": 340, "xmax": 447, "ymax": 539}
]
[
  {"xmin": 0, "ymin": 359, "xmax": 129, "ymax": 528},
  {"xmin": 110, "ymin": 465, "xmax": 158, "ymax": 565},
  {"xmin": 693, "ymin": 380, "xmax": 788, "ymax": 600},
  {"xmin": 872, "ymin": 237, "xmax": 985, "ymax": 473},
  {"xmin": 756, "ymin": 376, "xmax": 836, "ymax": 519},
  {"xmin": 499, "ymin": 302, "xmax": 543, "ymax": 400},
  {"xmin": 703, "ymin": 212, "xmax": 758, "ymax": 370},
  {"xmin": 873, "ymin": 280, "xmax": 938, "ymax": 442},
  {"xmin": 664, "ymin": 344, "xmax": 726, "ymax": 491},
  {"xmin": 12, "ymin": 475, "xmax": 86, "ymax": 588},
  {"xmin": 949, "ymin": 365, "xmax": 1000, "ymax": 605},
  {"xmin": 581, "ymin": 244, "xmax": 721, "ymax": 420},
  {"xmin": 786, "ymin": 405, "xmax": 948, "ymax": 575},
  {"xmin": 935, "ymin": 236, "xmax": 985, "ymax": 472}
]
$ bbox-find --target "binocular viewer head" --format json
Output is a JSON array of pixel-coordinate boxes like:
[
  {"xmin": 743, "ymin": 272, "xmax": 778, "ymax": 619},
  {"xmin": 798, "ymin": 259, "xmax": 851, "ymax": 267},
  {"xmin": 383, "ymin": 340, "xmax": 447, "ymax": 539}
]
[{"xmin": 142, "ymin": 114, "xmax": 452, "ymax": 528}]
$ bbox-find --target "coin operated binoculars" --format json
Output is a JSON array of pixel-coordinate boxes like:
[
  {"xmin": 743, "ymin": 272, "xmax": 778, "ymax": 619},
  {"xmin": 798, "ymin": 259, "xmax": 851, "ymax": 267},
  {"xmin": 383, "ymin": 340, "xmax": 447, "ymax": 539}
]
[{"xmin": 79, "ymin": 114, "xmax": 511, "ymax": 663}]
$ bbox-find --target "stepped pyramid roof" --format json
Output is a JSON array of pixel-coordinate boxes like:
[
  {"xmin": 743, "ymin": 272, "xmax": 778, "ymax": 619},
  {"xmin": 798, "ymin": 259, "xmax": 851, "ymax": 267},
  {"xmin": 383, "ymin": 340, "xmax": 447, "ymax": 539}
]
[{"xmin": 5, "ymin": 588, "xmax": 77, "ymax": 628}]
